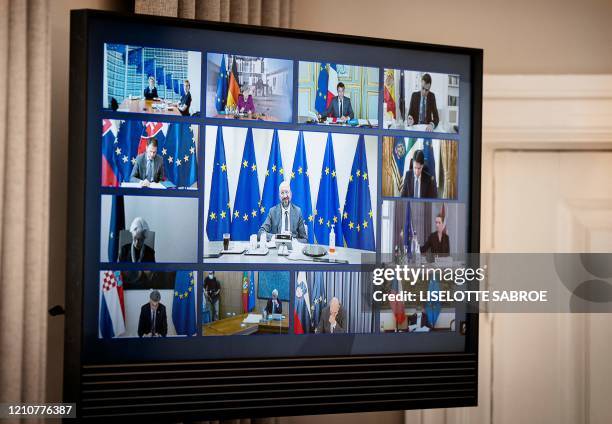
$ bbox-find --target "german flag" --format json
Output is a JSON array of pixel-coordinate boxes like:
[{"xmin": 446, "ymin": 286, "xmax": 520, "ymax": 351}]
[{"xmin": 226, "ymin": 55, "xmax": 240, "ymax": 108}]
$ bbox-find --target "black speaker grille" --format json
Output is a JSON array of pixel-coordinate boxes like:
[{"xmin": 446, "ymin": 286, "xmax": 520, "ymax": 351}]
[{"xmin": 79, "ymin": 353, "xmax": 477, "ymax": 420}]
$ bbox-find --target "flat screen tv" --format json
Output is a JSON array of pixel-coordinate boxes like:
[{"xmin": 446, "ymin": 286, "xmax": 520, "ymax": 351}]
[{"xmin": 66, "ymin": 9, "xmax": 482, "ymax": 421}]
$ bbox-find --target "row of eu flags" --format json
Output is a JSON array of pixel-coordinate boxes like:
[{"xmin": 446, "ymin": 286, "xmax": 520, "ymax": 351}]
[
  {"xmin": 102, "ymin": 120, "xmax": 198, "ymax": 188},
  {"xmin": 107, "ymin": 44, "xmax": 186, "ymax": 97},
  {"xmin": 206, "ymin": 128, "xmax": 375, "ymax": 251}
]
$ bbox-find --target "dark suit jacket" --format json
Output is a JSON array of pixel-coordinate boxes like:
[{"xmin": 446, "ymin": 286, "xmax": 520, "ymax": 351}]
[
  {"xmin": 143, "ymin": 87, "xmax": 158, "ymax": 100},
  {"xmin": 259, "ymin": 203, "xmax": 307, "ymax": 243},
  {"xmin": 179, "ymin": 92, "xmax": 192, "ymax": 116},
  {"xmin": 265, "ymin": 298, "xmax": 283, "ymax": 315},
  {"xmin": 400, "ymin": 169, "xmax": 437, "ymax": 198},
  {"xmin": 408, "ymin": 312, "xmax": 431, "ymax": 329},
  {"xmin": 138, "ymin": 303, "xmax": 167, "ymax": 337},
  {"xmin": 130, "ymin": 153, "xmax": 164, "ymax": 183},
  {"xmin": 407, "ymin": 91, "xmax": 439, "ymax": 127},
  {"xmin": 118, "ymin": 243, "xmax": 156, "ymax": 263},
  {"xmin": 316, "ymin": 305, "xmax": 347, "ymax": 334},
  {"xmin": 322, "ymin": 96, "xmax": 354, "ymax": 119},
  {"xmin": 420, "ymin": 232, "xmax": 450, "ymax": 256}
]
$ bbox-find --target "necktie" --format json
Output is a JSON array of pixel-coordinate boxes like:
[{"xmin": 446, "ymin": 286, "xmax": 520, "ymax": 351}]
[
  {"xmin": 151, "ymin": 309, "xmax": 156, "ymax": 334},
  {"xmin": 146, "ymin": 159, "xmax": 153, "ymax": 181},
  {"xmin": 415, "ymin": 176, "xmax": 420, "ymax": 198},
  {"xmin": 284, "ymin": 211, "xmax": 289, "ymax": 233},
  {"xmin": 419, "ymin": 95, "xmax": 426, "ymax": 124},
  {"xmin": 339, "ymin": 99, "xmax": 343, "ymax": 117}
]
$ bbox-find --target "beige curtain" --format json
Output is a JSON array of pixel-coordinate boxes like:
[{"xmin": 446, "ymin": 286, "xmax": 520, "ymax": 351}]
[
  {"xmin": 133, "ymin": 1, "xmax": 291, "ymax": 423},
  {"xmin": 0, "ymin": 0, "xmax": 51, "ymax": 408}
]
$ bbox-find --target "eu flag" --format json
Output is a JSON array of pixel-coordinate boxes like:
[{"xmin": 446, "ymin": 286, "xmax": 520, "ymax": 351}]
[
  {"xmin": 173, "ymin": 79, "xmax": 180, "ymax": 95},
  {"xmin": 206, "ymin": 127, "xmax": 231, "ymax": 241},
  {"xmin": 260, "ymin": 130, "xmax": 284, "ymax": 219},
  {"xmin": 425, "ymin": 277, "xmax": 441, "ymax": 328},
  {"xmin": 315, "ymin": 63, "xmax": 329, "ymax": 114},
  {"xmin": 231, "ymin": 128, "xmax": 261, "ymax": 240},
  {"xmin": 310, "ymin": 272, "xmax": 326, "ymax": 329},
  {"xmin": 127, "ymin": 47, "xmax": 142, "ymax": 73},
  {"xmin": 248, "ymin": 271, "xmax": 256, "ymax": 312},
  {"xmin": 107, "ymin": 43, "xmax": 126, "ymax": 61},
  {"xmin": 101, "ymin": 119, "xmax": 119, "ymax": 187},
  {"xmin": 314, "ymin": 133, "xmax": 342, "ymax": 245},
  {"xmin": 215, "ymin": 54, "xmax": 228, "ymax": 112},
  {"xmin": 290, "ymin": 132, "xmax": 314, "ymax": 243},
  {"xmin": 108, "ymin": 195, "xmax": 125, "ymax": 263},
  {"xmin": 179, "ymin": 82, "xmax": 185, "ymax": 97},
  {"xmin": 172, "ymin": 271, "xmax": 197, "ymax": 336},
  {"xmin": 155, "ymin": 66, "xmax": 165, "ymax": 85},
  {"xmin": 342, "ymin": 135, "xmax": 375, "ymax": 251},
  {"xmin": 162, "ymin": 123, "xmax": 197, "ymax": 187},
  {"xmin": 423, "ymin": 138, "xmax": 436, "ymax": 185},
  {"xmin": 144, "ymin": 58, "xmax": 155, "ymax": 79},
  {"xmin": 404, "ymin": 201, "xmax": 414, "ymax": 251},
  {"xmin": 165, "ymin": 72, "xmax": 173, "ymax": 90},
  {"xmin": 115, "ymin": 120, "xmax": 145, "ymax": 182}
]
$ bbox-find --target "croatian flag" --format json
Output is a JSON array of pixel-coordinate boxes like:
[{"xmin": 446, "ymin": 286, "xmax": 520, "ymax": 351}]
[
  {"xmin": 326, "ymin": 64, "xmax": 338, "ymax": 109},
  {"xmin": 99, "ymin": 271, "xmax": 126, "ymax": 338}
]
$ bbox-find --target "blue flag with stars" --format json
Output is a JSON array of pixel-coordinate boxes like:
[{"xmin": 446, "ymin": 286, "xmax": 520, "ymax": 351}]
[
  {"xmin": 404, "ymin": 201, "xmax": 414, "ymax": 251},
  {"xmin": 342, "ymin": 135, "xmax": 375, "ymax": 251},
  {"xmin": 248, "ymin": 271, "xmax": 256, "ymax": 312},
  {"xmin": 155, "ymin": 66, "xmax": 165, "ymax": 85},
  {"xmin": 314, "ymin": 133, "xmax": 343, "ymax": 245},
  {"xmin": 206, "ymin": 127, "xmax": 231, "ymax": 241},
  {"xmin": 423, "ymin": 138, "xmax": 436, "ymax": 185},
  {"xmin": 315, "ymin": 63, "xmax": 330, "ymax": 114},
  {"xmin": 215, "ymin": 54, "xmax": 228, "ymax": 112},
  {"xmin": 144, "ymin": 58, "xmax": 155, "ymax": 79},
  {"xmin": 231, "ymin": 128, "xmax": 262, "ymax": 240},
  {"xmin": 162, "ymin": 123, "xmax": 197, "ymax": 187},
  {"xmin": 261, "ymin": 130, "xmax": 284, "ymax": 219},
  {"xmin": 115, "ymin": 120, "xmax": 144, "ymax": 182},
  {"xmin": 108, "ymin": 194, "xmax": 125, "ymax": 262},
  {"xmin": 172, "ymin": 271, "xmax": 197, "ymax": 336},
  {"xmin": 425, "ymin": 277, "xmax": 441, "ymax": 328},
  {"xmin": 310, "ymin": 272, "xmax": 326, "ymax": 329},
  {"xmin": 165, "ymin": 72, "xmax": 173, "ymax": 90},
  {"xmin": 290, "ymin": 132, "xmax": 314, "ymax": 243}
]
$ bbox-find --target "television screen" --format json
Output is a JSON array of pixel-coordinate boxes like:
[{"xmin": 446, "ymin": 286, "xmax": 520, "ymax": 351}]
[{"xmin": 67, "ymin": 10, "xmax": 482, "ymax": 420}]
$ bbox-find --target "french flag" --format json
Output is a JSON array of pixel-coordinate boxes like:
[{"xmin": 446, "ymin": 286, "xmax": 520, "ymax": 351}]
[
  {"xmin": 99, "ymin": 271, "xmax": 126, "ymax": 338},
  {"xmin": 326, "ymin": 64, "xmax": 338, "ymax": 109}
]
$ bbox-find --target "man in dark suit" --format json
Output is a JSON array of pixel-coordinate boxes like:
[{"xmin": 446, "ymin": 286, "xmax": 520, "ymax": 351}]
[
  {"xmin": 408, "ymin": 305, "xmax": 431, "ymax": 331},
  {"xmin": 259, "ymin": 181, "xmax": 308, "ymax": 243},
  {"xmin": 421, "ymin": 213, "xmax": 450, "ymax": 256},
  {"xmin": 138, "ymin": 290, "xmax": 168, "ymax": 337},
  {"xmin": 320, "ymin": 82, "xmax": 354, "ymax": 122},
  {"xmin": 316, "ymin": 297, "xmax": 346, "ymax": 334},
  {"xmin": 118, "ymin": 217, "xmax": 156, "ymax": 263},
  {"xmin": 265, "ymin": 289, "xmax": 283, "ymax": 315},
  {"xmin": 178, "ymin": 79, "xmax": 192, "ymax": 116},
  {"xmin": 130, "ymin": 137, "xmax": 164, "ymax": 187},
  {"xmin": 143, "ymin": 76, "xmax": 158, "ymax": 100},
  {"xmin": 407, "ymin": 73, "xmax": 439, "ymax": 131},
  {"xmin": 400, "ymin": 150, "xmax": 437, "ymax": 198}
]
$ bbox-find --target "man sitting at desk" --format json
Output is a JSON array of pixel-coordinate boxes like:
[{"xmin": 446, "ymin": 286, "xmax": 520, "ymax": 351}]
[
  {"xmin": 400, "ymin": 150, "xmax": 437, "ymax": 198},
  {"xmin": 130, "ymin": 137, "xmax": 164, "ymax": 187},
  {"xmin": 178, "ymin": 79, "xmax": 192, "ymax": 116},
  {"xmin": 407, "ymin": 73, "xmax": 439, "ymax": 131},
  {"xmin": 319, "ymin": 82, "xmax": 354, "ymax": 122},
  {"xmin": 259, "ymin": 181, "xmax": 308, "ymax": 243},
  {"xmin": 408, "ymin": 305, "xmax": 431, "ymax": 331},
  {"xmin": 265, "ymin": 289, "xmax": 282, "ymax": 315},
  {"xmin": 138, "ymin": 290, "xmax": 167, "ymax": 337},
  {"xmin": 316, "ymin": 297, "xmax": 346, "ymax": 334},
  {"xmin": 143, "ymin": 76, "xmax": 158, "ymax": 100}
]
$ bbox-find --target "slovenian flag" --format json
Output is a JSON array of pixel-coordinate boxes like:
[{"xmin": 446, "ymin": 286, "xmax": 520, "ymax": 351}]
[{"xmin": 99, "ymin": 271, "xmax": 126, "ymax": 338}]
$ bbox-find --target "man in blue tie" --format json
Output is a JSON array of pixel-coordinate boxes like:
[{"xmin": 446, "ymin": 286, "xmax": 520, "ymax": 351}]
[
  {"xmin": 130, "ymin": 138, "xmax": 164, "ymax": 187},
  {"xmin": 259, "ymin": 181, "xmax": 308, "ymax": 243},
  {"xmin": 407, "ymin": 73, "xmax": 439, "ymax": 131}
]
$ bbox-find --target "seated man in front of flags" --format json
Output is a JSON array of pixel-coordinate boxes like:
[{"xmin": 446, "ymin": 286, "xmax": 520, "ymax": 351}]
[
  {"xmin": 400, "ymin": 150, "xmax": 437, "ymax": 198},
  {"xmin": 258, "ymin": 181, "xmax": 308, "ymax": 243},
  {"xmin": 137, "ymin": 290, "xmax": 168, "ymax": 337},
  {"xmin": 319, "ymin": 82, "xmax": 354, "ymax": 122},
  {"xmin": 130, "ymin": 137, "xmax": 164, "ymax": 187},
  {"xmin": 316, "ymin": 297, "xmax": 346, "ymax": 334}
]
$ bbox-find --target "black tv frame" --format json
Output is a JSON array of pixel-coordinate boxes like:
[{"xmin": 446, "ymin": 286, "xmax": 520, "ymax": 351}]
[{"xmin": 66, "ymin": 9, "xmax": 482, "ymax": 421}]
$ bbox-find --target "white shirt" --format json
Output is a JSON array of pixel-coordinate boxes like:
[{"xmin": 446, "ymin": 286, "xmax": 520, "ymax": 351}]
[
  {"xmin": 414, "ymin": 175, "xmax": 421, "ymax": 198},
  {"xmin": 416, "ymin": 312, "xmax": 422, "ymax": 328}
]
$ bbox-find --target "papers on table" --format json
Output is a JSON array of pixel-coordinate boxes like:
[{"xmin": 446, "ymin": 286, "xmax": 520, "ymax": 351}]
[{"xmin": 243, "ymin": 314, "xmax": 263, "ymax": 324}]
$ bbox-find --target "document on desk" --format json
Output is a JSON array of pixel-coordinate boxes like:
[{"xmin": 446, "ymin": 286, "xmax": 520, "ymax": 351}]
[
  {"xmin": 243, "ymin": 314, "xmax": 263, "ymax": 324},
  {"xmin": 120, "ymin": 182, "xmax": 167, "ymax": 189}
]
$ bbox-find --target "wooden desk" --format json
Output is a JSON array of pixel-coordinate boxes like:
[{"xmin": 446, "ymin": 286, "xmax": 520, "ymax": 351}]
[
  {"xmin": 210, "ymin": 113, "xmax": 280, "ymax": 122},
  {"xmin": 203, "ymin": 313, "xmax": 289, "ymax": 336},
  {"xmin": 117, "ymin": 98, "xmax": 182, "ymax": 116}
]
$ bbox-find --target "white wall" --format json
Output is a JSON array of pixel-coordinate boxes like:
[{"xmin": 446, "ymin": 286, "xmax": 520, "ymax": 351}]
[
  {"xmin": 100, "ymin": 195, "xmax": 199, "ymax": 262},
  {"xmin": 203, "ymin": 126, "xmax": 378, "ymax": 245}
]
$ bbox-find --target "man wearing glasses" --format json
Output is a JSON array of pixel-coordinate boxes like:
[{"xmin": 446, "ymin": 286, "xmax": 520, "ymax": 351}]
[{"xmin": 406, "ymin": 73, "xmax": 439, "ymax": 131}]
